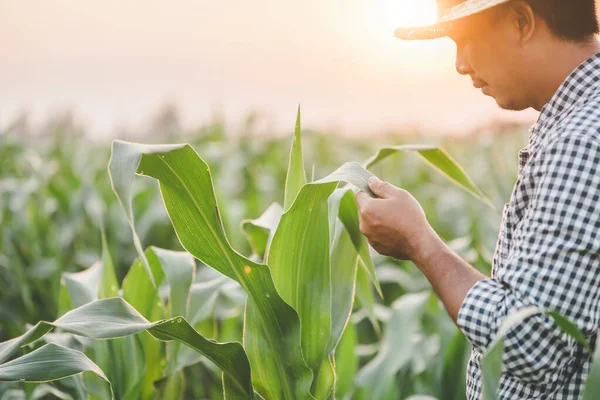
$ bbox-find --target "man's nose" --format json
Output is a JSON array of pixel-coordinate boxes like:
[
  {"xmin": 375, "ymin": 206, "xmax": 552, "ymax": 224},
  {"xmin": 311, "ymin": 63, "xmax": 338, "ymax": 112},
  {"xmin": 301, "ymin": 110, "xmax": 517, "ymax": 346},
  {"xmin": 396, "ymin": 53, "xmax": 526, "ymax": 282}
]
[{"xmin": 455, "ymin": 49, "xmax": 473, "ymax": 76}]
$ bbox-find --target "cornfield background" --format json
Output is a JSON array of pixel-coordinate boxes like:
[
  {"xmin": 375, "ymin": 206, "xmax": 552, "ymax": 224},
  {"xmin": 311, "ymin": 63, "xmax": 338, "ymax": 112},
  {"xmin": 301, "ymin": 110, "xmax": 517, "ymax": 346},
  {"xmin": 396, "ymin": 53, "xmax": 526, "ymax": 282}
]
[{"xmin": 1, "ymin": 113, "xmax": 596, "ymax": 399}]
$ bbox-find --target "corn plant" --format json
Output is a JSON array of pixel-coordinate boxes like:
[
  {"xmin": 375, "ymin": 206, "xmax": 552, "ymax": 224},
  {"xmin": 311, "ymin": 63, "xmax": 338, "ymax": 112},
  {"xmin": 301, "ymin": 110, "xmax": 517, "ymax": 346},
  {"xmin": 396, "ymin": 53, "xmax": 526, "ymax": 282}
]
[{"xmin": 1, "ymin": 110, "xmax": 509, "ymax": 399}]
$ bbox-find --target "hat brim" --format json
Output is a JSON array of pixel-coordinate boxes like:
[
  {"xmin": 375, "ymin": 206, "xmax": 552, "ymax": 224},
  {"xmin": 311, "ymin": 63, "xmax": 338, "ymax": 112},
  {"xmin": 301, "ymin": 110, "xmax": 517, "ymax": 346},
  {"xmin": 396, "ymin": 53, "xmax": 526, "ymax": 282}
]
[{"xmin": 395, "ymin": 0, "xmax": 512, "ymax": 40}]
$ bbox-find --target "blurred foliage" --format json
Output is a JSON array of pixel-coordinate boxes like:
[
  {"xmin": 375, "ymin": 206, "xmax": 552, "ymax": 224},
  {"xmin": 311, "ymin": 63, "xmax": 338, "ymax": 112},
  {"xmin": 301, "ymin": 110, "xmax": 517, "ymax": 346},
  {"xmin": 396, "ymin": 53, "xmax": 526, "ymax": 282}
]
[{"xmin": 0, "ymin": 112, "xmax": 528, "ymax": 399}]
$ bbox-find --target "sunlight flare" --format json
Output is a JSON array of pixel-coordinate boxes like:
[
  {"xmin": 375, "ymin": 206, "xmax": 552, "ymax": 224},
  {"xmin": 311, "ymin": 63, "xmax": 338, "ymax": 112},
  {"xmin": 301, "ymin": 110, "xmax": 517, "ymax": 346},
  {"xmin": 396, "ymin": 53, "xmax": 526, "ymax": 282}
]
[{"xmin": 384, "ymin": 0, "xmax": 437, "ymax": 28}]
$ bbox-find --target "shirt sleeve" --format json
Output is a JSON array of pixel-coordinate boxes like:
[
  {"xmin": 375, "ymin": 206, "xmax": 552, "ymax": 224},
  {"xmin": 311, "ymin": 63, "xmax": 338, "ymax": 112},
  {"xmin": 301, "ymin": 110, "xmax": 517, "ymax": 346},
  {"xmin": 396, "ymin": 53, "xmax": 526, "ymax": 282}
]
[{"xmin": 457, "ymin": 134, "xmax": 600, "ymax": 385}]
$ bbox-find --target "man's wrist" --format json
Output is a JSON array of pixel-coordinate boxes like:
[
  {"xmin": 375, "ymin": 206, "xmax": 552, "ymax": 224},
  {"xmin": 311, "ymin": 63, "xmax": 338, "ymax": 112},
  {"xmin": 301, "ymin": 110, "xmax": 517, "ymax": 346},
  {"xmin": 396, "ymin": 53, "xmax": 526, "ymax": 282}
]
[{"xmin": 409, "ymin": 227, "xmax": 447, "ymax": 269}]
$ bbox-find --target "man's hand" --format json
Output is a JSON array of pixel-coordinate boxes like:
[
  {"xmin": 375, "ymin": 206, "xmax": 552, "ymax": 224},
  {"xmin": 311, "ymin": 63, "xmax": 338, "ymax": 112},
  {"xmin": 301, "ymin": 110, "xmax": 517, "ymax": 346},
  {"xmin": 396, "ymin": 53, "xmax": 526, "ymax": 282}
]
[
  {"xmin": 355, "ymin": 176, "xmax": 439, "ymax": 262},
  {"xmin": 356, "ymin": 176, "xmax": 487, "ymax": 321}
]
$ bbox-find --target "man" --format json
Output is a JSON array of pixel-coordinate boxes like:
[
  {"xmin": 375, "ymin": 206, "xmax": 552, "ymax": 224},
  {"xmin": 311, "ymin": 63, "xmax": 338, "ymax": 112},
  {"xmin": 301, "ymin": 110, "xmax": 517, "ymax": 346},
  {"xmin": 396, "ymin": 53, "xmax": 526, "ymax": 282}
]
[{"xmin": 356, "ymin": 0, "xmax": 600, "ymax": 398}]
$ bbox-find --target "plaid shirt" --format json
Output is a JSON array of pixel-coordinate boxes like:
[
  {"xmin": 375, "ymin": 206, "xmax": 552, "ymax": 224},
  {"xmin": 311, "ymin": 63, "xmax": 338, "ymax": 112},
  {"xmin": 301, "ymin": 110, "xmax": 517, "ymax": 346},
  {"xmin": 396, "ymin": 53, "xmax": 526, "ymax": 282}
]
[{"xmin": 457, "ymin": 53, "xmax": 600, "ymax": 399}]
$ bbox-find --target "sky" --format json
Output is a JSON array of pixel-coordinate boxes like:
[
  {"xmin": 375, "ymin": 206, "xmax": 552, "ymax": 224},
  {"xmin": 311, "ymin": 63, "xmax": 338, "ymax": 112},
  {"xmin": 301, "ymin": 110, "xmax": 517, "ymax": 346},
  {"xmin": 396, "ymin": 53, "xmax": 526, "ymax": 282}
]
[{"xmin": 0, "ymin": 0, "xmax": 538, "ymax": 137}]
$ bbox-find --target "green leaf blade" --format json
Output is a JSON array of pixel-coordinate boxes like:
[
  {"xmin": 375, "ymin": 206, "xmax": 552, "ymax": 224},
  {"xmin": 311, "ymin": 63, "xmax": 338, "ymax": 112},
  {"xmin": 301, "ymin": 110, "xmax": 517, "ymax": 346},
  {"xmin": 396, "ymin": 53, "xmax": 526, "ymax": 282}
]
[
  {"xmin": 364, "ymin": 145, "xmax": 493, "ymax": 208},
  {"xmin": 110, "ymin": 141, "xmax": 313, "ymax": 399},
  {"xmin": 283, "ymin": 105, "xmax": 307, "ymax": 211},
  {"xmin": 0, "ymin": 344, "xmax": 109, "ymax": 388},
  {"xmin": 268, "ymin": 182, "xmax": 337, "ymax": 372}
]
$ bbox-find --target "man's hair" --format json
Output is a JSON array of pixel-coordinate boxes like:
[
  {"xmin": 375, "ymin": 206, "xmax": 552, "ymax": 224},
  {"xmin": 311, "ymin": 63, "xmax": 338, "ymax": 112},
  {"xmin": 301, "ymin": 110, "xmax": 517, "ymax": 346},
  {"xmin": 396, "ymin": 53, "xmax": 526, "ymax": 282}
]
[{"xmin": 525, "ymin": 0, "xmax": 599, "ymax": 41}]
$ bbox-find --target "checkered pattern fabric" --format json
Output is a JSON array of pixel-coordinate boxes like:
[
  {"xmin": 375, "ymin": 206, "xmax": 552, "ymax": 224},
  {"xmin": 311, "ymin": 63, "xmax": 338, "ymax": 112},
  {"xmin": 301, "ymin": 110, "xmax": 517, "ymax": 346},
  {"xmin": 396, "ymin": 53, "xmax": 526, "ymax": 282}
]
[{"xmin": 457, "ymin": 53, "xmax": 600, "ymax": 399}]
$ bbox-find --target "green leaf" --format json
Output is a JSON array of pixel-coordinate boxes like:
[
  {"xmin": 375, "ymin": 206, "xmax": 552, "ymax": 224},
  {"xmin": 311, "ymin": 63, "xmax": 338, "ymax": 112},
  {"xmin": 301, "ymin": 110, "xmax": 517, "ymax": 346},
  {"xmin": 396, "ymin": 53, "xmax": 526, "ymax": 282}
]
[
  {"xmin": 155, "ymin": 370, "xmax": 184, "ymax": 400},
  {"xmin": 150, "ymin": 248, "xmax": 194, "ymax": 319},
  {"xmin": 335, "ymin": 323, "xmax": 358, "ymax": 399},
  {"xmin": 441, "ymin": 330, "xmax": 470, "ymax": 400},
  {"xmin": 481, "ymin": 339, "xmax": 503, "ymax": 400},
  {"xmin": 29, "ymin": 384, "xmax": 76, "ymax": 400},
  {"xmin": 241, "ymin": 203, "xmax": 283, "ymax": 260},
  {"xmin": 149, "ymin": 318, "xmax": 251, "ymax": 398},
  {"xmin": 62, "ymin": 262, "xmax": 102, "ymax": 309},
  {"xmin": 122, "ymin": 250, "xmax": 167, "ymax": 321},
  {"xmin": 243, "ymin": 301, "xmax": 283, "ymax": 400},
  {"xmin": 268, "ymin": 182, "xmax": 337, "ymax": 372},
  {"xmin": 546, "ymin": 311, "xmax": 591, "ymax": 351},
  {"xmin": 311, "ymin": 357, "xmax": 335, "ymax": 400},
  {"xmin": 0, "ymin": 298, "xmax": 253, "ymax": 399},
  {"xmin": 114, "ymin": 336, "xmax": 146, "ymax": 400},
  {"xmin": 283, "ymin": 105, "xmax": 307, "ymax": 211},
  {"xmin": 364, "ymin": 145, "xmax": 493, "ymax": 208},
  {"xmin": 99, "ymin": 226, "xmax": 119, "ymax": 299},
  {"xmin": 583, "ymin": 330, "xmax": 600, "ymax": 400},
  {"xmin": 0, "ymin": 344, "xmax": 111, "ymax": 395},
  {"xmin": 150, "ymin": 247, "xmax": 195, "ymax": 373},
  {"xmin": 356, "ymin": 292, "xmax": 430, "ymax": 399},
  {"xmin": 109, "ymin": 142, "xmax": 186, "ymax": 287},
  {"xmin": 327, "ymin": 221, "xmax": 359, "ymax": 355},
  {"xmin": 109, "ymin": 141, "xmax": 311, "ymax": 399},
  {"xmin": 327, "ymin": 190, "xmax": 360, "ymax": 355},
  {"xmin": 121, "ymin": 251, "xmax": 167, "ymax": 400},
  {"xmin": 336, "ymin": 189, "xmax": 382, "ymax": 298},
  {"xmin": 354, "ymin": 266, "xmax": 380, "ymax": 337},
  {"xmin": 188, "ymin": 277, "xmax": 230, "ymax": 326},
  {"xmin": 315, "ymin": 162, "xmax": 376, "ymax": 198}
]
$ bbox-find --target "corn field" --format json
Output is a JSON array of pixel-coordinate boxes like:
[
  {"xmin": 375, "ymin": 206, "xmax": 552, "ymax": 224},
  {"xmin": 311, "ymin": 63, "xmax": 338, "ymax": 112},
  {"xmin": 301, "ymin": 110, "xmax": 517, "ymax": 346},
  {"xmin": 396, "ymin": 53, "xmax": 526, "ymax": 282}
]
[{"xmin": 1, "ymin": 112, "xmax": 599, "ymax": 399}]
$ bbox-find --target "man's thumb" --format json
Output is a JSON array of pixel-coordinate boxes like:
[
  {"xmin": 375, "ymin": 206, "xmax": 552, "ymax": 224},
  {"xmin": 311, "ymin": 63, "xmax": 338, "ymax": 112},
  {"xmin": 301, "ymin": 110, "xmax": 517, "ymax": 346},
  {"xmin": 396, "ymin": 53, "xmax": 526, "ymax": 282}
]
[{"xmin": 368, "ymin": 176, "xmax": 395, "ymax": 198}]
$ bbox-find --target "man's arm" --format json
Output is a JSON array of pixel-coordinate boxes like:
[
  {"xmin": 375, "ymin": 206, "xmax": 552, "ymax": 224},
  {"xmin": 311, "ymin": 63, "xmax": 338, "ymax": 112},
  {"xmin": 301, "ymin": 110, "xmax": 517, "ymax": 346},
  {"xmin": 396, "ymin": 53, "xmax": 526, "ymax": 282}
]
[
  {"xmin": 356, "ymin": 134, "xmax": 600, "ymax": 383},
  {"xmin": 412, "ymin": 236, "xmax": 486, "ymax": 322}
]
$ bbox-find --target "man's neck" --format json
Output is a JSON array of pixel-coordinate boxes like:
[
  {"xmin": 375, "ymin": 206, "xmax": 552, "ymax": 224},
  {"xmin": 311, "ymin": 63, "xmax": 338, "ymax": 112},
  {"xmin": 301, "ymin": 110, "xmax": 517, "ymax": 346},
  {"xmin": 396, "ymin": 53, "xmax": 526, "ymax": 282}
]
[{"xmin": 532, "ymin": 37, "xmax": 600, "ymax": 111}]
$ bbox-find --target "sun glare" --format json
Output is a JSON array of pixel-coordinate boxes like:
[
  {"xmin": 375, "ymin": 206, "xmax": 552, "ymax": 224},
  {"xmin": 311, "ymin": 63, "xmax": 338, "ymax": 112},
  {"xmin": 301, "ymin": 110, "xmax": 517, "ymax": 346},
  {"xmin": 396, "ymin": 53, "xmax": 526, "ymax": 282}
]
[{"xmin": 385, "ymin": 0, "xmax": 437, "ymax": 28}]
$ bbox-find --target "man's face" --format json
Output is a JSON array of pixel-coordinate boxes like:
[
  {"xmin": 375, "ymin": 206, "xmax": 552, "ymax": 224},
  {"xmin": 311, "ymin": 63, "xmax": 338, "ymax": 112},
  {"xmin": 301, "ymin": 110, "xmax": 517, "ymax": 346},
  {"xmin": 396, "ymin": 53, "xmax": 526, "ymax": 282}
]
[{"xmin": 447, "ymin": 6, "xmax": 532, "ymax": 111}]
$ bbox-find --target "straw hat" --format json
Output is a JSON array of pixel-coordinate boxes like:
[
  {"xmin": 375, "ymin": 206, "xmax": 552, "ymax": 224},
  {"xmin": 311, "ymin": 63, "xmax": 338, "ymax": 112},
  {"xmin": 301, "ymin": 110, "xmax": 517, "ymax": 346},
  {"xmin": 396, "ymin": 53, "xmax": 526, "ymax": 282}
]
[{"xmin": 395, "ymin": 0, "xmax": 513, "ymax": 40}]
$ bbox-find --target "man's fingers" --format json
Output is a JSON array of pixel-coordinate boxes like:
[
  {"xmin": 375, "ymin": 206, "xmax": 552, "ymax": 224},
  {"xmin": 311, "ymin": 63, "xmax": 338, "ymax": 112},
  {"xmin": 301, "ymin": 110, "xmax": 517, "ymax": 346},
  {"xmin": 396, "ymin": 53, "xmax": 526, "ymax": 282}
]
[
  {"xmin": 368, "ymin": 176, "xmax": 396, "ymax": 199},
  {"xmin": 355, "ymin": 191, "xmax": 372, "ymax": 210}
]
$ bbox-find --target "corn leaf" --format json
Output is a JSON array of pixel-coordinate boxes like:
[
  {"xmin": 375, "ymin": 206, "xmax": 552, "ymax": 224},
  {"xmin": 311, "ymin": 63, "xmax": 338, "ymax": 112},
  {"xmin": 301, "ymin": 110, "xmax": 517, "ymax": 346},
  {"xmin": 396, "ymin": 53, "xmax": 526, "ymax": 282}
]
[
  {"xmin": 0, "ymin": 343, "xmax": 110, "ymax": 394},
  {"xmin": 62, "ymin": 262, "xmax": 102, "ymax": 309},
  {"xmin": 121, "ymin": 250, "xmax": 167, "ymax": 400},
  {"xmin": 108, "ymin": 142, "xmax": 185, "ymax": 287},
  {"xmin": 243, "ymin": 301, "xmax": 284, "ymax": 400},
  {"xmin": 315, "ymin": 162, "xmax": 376, "ymax": 198},
  {"xmin": 283, "ymin": 106, "xmax": 307, "ymax": 211},
  {"xmin": 312, "ymin": 357, "xmax": 335, "ymax": 400},
  {"xmin": 354, "ymin": 266, "xmax": 380, "ymax": 336},
  {"xmin": 152, "ymin": 248, "xmax": 194, "ymax": 320},
  {"xmin": 328, "ymin": 189, "xmax": 380, "ymax": 335},
  {"xmin": 99, "ymin": 227, "xmax": 119, "ymax": 299},
  {"xmin": 441, "ymin": 330, "xmax": 470, "ymax": 400},
  {"xmin": 97, "ymin": 226, "xmax": 136, "ymax": 398},
  {"xmin": 241, "ymin": 202, "xmax": 283, "ymax": 260},
  {"xmin": 0, "ymin": 298, "xmax": 253, "ymax": 399},
  {"xmin": 584, "ymin": 331, "xmax": 600, "ymax": 400},
  {"xmin": 150, "ymin": 248, "xmax": 195, "ymax": 374},
  {"xmin": 356, "ymin": 292, "xmax": 430, "ymax": 399},
  {"xmin": 109, "ymin": 141, "xmax": 312, "ymax": 399},
  {"xmin": 335, "ymin": 323, "xmax": 358, "ymax": 399},
  {"xmin": 364, "ymin": 145, "xmax": 493, "ymax": 208},
  {"xmin": 122, "ymin": 249, "xmax": 167, "ymax": 321},
  {"xmin": 268, "ymin": 182, "xmax": 337, "ymax": 372},
  {"xmin": 336, "ymin": 189, "xmax": 382, "ymax": 298},
  {"xmin": 326, "ymin": 189, "xmax": 360, "ymax": 355},
  {"xmin": 188, "ymin": 277, "xmax": 230, "ymax": 326}
]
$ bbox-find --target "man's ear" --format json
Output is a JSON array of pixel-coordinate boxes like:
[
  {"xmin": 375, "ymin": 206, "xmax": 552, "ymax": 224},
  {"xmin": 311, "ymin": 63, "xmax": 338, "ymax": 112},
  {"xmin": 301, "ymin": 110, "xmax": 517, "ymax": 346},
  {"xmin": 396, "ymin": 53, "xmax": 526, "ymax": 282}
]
[{"xmin": 509, "ymin": 0, "xmax": 536, "ymax": 43}]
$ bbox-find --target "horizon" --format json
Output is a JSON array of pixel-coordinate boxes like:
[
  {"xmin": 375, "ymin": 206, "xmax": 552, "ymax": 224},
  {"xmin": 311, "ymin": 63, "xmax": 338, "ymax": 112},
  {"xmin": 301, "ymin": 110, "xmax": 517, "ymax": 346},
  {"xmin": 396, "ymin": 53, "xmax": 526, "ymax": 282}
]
[{"xmin": 1, "ymin": 0, "xmax": 539, "ymax": 138}]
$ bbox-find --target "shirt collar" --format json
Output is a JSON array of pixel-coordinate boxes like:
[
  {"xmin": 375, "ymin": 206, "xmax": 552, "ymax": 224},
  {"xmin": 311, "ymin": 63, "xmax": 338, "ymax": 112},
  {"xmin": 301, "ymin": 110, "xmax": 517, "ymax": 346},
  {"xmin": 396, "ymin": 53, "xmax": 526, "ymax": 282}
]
[{"xmin": 528, "ymin": 52, "xmax": 600, "ymax": 151}]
